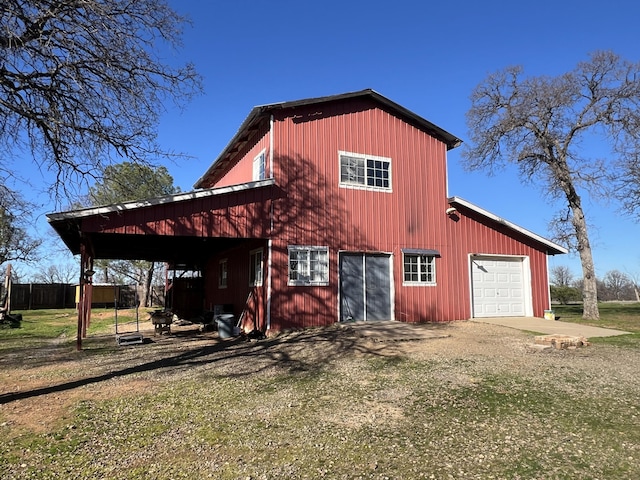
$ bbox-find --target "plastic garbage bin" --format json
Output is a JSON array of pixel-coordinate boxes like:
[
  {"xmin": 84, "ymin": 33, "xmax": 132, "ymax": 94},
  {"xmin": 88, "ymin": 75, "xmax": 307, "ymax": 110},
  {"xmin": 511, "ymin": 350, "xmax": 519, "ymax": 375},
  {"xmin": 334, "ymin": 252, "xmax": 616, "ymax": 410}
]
[{"xmin": 216, "ymin": 314, "xmax": 236, "ymax": 338}]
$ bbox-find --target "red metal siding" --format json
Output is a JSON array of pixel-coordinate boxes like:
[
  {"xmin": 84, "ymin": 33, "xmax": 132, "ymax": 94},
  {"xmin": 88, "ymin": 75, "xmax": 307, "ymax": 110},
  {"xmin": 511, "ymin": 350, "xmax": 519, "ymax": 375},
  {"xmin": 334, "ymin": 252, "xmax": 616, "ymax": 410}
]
[
  {"xmin": 438, "ymin": 209, "xmax": 551, "ymax": 321},
  {"xmin": 261, "ymin": 98, "xmax": 551, "ymax": 330},
  {"xmin": 81, "ymin": 187, "xmax": 274, "ymax": 239},
  {"xmin": 215, "ymin": 123, "xmax": 271, "ymax": 187},
  {"xmin": 69, "ymin": 95, "xmax": 554, "ymax": 331},
  {"xmin": 203, "ymin": 240, "xmax": 268, "ymax": 332}
]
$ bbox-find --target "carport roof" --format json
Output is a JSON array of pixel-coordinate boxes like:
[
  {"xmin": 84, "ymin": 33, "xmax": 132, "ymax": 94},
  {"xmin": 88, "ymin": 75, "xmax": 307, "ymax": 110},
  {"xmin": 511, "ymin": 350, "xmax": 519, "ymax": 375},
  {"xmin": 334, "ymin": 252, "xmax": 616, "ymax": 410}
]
[{"xmin": 47, "ymin": 179, "xmax": 276, "ymax": 268}]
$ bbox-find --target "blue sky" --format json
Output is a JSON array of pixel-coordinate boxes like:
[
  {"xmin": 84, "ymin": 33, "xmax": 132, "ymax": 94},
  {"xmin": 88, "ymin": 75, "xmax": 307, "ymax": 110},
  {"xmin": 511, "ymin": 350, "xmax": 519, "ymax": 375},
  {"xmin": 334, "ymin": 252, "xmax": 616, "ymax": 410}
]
[{"xmin": 23, "ymin": 0, "xmax": 640, "ymax": 280}]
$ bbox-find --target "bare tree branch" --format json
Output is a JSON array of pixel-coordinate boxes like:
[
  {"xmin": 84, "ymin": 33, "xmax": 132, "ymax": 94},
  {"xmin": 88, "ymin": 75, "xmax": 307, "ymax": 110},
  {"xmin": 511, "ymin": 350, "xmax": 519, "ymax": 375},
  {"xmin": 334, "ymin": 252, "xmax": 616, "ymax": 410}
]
[{"xmin": 0, "ymin": 0, "xmax": 202, "ymax": 201}]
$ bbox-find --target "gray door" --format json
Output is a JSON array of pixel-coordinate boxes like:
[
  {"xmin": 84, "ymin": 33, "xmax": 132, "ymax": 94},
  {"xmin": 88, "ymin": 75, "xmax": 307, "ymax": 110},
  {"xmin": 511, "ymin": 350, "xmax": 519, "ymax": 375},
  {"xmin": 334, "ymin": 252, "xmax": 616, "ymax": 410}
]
[{"xmin": 340, "ymin": 253, "xmax": 392, "ymax": 321}]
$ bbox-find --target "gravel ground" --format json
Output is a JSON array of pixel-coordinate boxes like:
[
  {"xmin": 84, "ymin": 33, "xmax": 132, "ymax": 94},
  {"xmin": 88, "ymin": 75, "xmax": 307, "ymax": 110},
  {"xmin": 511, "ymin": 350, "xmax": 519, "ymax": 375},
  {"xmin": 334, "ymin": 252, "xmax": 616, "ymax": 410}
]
[{"xmin": 1, "ymin": 321, "xmax": 639, "ymax": 479}]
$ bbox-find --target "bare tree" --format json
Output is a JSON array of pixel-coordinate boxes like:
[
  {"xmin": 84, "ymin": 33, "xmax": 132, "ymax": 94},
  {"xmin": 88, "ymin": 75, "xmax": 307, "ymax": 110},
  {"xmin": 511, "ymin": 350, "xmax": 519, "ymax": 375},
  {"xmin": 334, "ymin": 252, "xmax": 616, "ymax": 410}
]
[
  {"xmin": 618, "ymin": 154, "xmax": 640, "ymax": 218},
  {"xmin": 32, "ymin": 262, "xmax": 76, "ymax": 283},
  {"xmin": 550, "ymin": 265, "xmax": 575, "ymax": 287},
  {"xmin": 627, "ymin": 270, "xmax": 640, "ymax": 302},
  {"xmin": 463, "ymin": 51, "xmax": 640, "ymax": 320},
  {"xmin": 0, "ymin": 186, "xmax": 40, "ymax": 266},
  {"xmin": 0, "ymin": 0, "xmax": 201, "ymax": 197},
  {"xmin": 602, "ymin": 270, "xmax": 632, "ymax": 301}
]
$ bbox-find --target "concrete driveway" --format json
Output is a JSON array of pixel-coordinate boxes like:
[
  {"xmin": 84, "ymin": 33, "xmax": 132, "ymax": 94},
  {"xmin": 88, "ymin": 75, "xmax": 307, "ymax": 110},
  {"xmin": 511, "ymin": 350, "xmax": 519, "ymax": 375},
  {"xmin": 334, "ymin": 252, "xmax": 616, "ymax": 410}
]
[{"xmin": 471, "ymin": 317, "xmax": 630, "ymax": 338}]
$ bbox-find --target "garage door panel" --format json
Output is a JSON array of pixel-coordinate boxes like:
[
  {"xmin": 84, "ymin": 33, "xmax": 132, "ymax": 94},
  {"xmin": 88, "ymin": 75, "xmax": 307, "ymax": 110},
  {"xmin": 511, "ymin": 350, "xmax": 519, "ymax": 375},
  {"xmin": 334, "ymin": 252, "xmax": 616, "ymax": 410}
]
[{"xmin": 472, "ymin": 257, "xmax": 527, "ymax": 318}]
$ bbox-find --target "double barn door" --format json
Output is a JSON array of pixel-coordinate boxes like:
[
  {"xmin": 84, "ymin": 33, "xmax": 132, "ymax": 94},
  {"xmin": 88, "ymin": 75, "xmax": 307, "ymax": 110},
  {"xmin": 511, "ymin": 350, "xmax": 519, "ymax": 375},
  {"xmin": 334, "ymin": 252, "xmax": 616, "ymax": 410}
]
[{"xmin": 340, "ymin": 253, "xmax": 392, "ymax": 322}]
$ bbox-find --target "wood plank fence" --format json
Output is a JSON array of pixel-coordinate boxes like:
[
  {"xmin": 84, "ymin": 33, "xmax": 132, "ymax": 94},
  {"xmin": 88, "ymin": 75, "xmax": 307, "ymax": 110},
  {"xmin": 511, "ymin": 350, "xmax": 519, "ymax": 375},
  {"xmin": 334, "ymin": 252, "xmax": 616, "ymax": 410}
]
[{"xmin": 4, "ymin": 284, "xmax": 165, "ymax": 310}]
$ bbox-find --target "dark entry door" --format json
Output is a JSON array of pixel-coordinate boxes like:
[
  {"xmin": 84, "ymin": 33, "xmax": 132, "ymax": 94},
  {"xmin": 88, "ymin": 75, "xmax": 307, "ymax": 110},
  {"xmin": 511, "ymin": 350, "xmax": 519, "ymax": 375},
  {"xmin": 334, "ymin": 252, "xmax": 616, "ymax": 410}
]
[{"xmin": 340, "ymin": 253, "xmax": 392, "ymax": 322}]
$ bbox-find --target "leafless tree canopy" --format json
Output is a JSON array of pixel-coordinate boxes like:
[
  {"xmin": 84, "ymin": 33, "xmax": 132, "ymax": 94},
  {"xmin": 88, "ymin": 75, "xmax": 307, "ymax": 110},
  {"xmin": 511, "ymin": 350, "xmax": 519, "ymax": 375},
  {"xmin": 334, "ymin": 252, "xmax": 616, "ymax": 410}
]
[
  {"xmin": 550, "ymin": 265, "xmax": 574, "ymax": 287},
  {"xmin": 32, "ymin": 262, "xmax": 76, "ymax": 283},
  {"xmin": 0, "ymin": 185, "xmax": 41, "ymax": 265},
  {"xmin": 0, "ymin": 0, "xmax": 201, "ymax": 197},
  {"xmin": 462, "ymin": 51, "xmax": 640, "ymax": 320}
]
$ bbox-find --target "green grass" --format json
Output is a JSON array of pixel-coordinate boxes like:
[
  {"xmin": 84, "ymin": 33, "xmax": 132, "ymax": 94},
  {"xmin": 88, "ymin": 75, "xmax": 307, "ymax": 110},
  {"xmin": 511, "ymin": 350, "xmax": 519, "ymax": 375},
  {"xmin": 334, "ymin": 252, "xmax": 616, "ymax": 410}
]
[
  {"xmin": 552, "ymin": 302, "xmax": 640, "ymax": 346},
  {"xmin": 0, "ymin": 307, "xmax": 151, "ymax": 352}
]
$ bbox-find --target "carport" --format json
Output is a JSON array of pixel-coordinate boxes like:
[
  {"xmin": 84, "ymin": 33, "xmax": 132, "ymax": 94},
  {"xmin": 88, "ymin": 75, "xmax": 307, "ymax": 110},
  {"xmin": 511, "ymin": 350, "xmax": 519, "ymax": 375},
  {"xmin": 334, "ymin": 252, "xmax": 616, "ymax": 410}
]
[{"xmin": 47, "ymin": 179, "xmax": 279, "ymax": 349}]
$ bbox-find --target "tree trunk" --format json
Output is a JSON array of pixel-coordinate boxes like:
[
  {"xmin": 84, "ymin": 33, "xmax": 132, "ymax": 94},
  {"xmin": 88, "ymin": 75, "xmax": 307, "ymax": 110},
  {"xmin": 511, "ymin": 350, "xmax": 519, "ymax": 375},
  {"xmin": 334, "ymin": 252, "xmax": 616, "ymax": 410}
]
[
  {"xmin": 551, "ymin": 156, "xmax": 600, "ymax": 320},
  {"xmin": 571, "ymin": 203, "xmax": 600, "ymax": 320},
  {"xmin": 143, "ymin": 262, "xmax": 155, "ymax": 307}
]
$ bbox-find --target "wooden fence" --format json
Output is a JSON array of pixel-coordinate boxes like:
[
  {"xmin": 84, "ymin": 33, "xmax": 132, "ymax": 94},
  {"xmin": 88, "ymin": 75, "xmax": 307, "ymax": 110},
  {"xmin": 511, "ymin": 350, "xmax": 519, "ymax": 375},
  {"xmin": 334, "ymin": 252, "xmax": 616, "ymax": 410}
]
[{"xmin": 5, "ymin": 284, "xmax": 165, "ymax": 310}]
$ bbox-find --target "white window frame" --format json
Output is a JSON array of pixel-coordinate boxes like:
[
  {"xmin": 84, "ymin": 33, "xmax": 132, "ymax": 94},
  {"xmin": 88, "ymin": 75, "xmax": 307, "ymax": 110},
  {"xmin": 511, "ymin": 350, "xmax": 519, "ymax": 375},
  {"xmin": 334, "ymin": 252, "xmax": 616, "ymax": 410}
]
[
  {"xmin": 402, "ymin": 250, "xmax": 437, "ymax": 286},
  {"xmin": 288, "ymin": 246, "xmax": 329, "ymax": 286},
  {"xmin": 253, "ymin": 149, "xmax": 266, "ymax": 181},
  {"xmin": 339, "ymin": 150, "xmax": 392, "ymax": 192},
  {"xmin": 249, "ymin": 248, "xmax": 263, "ymax": 286},
  {"xmin": 218, "ymin": 258, "xmax": 228, "ymax": 289}
]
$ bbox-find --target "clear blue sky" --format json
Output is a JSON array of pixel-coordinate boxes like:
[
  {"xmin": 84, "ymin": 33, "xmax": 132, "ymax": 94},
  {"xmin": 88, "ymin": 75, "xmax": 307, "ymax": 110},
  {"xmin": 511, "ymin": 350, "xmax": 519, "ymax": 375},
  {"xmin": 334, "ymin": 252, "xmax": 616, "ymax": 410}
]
[{"xmin": 24, "ymin": 0, "xmax": 640, "ymax": 280}]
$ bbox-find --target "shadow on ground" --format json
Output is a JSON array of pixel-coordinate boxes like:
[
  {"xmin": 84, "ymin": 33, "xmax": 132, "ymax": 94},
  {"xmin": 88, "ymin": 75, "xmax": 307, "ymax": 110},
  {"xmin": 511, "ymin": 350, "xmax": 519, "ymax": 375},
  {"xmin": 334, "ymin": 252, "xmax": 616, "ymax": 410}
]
[{"xmin": 0, "ymin": 321, "xmax": 453, "ymax": 405}]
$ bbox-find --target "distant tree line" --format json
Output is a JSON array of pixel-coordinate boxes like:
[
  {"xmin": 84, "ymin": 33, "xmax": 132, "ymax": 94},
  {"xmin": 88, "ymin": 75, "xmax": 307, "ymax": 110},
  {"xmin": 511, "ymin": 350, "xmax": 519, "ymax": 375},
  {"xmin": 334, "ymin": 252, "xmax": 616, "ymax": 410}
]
[{"xmin": 550, "ymin": 265, "xmax": 640, "ymax": 304}]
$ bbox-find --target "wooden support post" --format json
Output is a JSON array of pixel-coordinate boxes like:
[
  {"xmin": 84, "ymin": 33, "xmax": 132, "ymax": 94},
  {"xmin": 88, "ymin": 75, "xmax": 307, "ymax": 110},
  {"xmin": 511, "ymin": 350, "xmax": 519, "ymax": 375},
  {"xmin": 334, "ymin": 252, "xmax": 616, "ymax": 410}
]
[{"xmin": 77, "ymin": 240, "xmax": 95, "ymax": 351}]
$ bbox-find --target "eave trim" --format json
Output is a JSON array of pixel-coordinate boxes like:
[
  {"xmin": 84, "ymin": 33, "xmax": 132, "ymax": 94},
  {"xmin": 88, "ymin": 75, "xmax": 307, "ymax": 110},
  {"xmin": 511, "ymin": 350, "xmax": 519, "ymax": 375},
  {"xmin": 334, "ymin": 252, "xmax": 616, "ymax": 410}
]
[
  {"xmin": 47, "ymin": 178, "xmax": 276, "ymax": 222},
  {"xmin": 447, "ymin": 196, "xmax": 568, "ymax": 255}
]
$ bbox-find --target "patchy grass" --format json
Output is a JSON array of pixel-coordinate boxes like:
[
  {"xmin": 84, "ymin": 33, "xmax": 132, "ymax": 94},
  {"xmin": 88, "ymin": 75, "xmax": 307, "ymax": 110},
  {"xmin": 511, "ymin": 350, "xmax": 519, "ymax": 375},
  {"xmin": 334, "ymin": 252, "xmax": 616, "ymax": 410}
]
[
  {"xmin": 0, "ymin": 308, "xmax": 152, "ymax": 352},
  {"xmin": 1, "ymin": 309, "xmax": 639, "ymax": 479},
  {"xmin": 553, "ymin": 302, "xmax": 640, "ymax": 346},
  {"xmin": 552, "ymin": 302, "xmax": 640, "ymax": 332}
]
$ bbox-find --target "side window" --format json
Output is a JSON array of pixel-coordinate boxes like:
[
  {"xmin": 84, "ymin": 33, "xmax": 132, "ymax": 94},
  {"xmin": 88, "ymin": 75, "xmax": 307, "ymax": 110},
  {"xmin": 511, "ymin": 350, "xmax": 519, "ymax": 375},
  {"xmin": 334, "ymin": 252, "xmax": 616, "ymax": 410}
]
[
  {"xmin": 253, "ymin": 150, "xmax": 266, "ymax": 181},
  {"xmin": 249, "ymin": 248, "xmax": 263, "ymax": 286},
  {"xmin": 402, "ymin": 249, "xmax": 439, "ymax": 285},
  {"xmin": 288, "ymin": 246, "xmax": 329, "ymax": 286},
  {"xmin": 218, "ymin": 258, "xmax": 228, "ymax": 288}
]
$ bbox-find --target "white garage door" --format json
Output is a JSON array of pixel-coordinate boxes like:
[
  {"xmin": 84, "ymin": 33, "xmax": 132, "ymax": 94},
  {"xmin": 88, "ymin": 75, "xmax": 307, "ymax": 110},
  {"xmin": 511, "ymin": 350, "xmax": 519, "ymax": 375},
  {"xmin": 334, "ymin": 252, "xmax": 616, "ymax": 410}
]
[{"xmin": 471, "ymin": 257, "xmax": 526, "ymax": 318}]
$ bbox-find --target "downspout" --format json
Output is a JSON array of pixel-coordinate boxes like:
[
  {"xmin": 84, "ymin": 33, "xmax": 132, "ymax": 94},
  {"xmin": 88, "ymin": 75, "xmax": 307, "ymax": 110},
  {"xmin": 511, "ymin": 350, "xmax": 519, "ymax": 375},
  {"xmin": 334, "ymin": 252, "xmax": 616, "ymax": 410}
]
[
  {"xmin": 546, "ymin": 253, "xmax": 552, "ymax": 311},
  {"xmin": 266, "ymin": 114, "xmax": 275, "ymax": 332},
  {"xmin": 269, "ymin": 115, "xmax": 274, "ymax": 179},
  {"xmin": 266, "ymin": 239, "xmax": 272, "ymax": 332}
]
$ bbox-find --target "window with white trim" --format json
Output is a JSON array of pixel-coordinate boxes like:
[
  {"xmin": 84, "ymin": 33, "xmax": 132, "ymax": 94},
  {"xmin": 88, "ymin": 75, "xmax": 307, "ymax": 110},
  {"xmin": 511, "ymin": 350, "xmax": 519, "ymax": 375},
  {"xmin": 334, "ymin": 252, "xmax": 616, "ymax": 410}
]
[
  {"xmin": 403, "ymin": 249, "xmax": 438, "ymax": 285},
  {"xmin": 249, "ymin": 248, "xmax": 263, "ymax": 286},
  {"xmin": 218, "ymin": 258, "xmax": 228, "ymax": 288},
  {"xmin": 339, "ymin": 151, "xmax": 391, "ymax": 191},
  {"xmin": 253, "ymin": 150, "xmax": 266, "ymax": 181},
  {"xmin": 288, "ymin": 246, "xmax": 329, "ymax": 286}
]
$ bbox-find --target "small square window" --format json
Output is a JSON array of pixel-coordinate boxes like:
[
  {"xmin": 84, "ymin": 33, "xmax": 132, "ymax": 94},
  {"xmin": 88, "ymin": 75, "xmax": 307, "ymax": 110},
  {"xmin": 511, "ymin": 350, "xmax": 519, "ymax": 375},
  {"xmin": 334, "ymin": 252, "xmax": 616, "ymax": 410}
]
[
  {"xmin": 339, "ymin": 151, "xmax": 391, "ymax": 191},
  {"xmin": 403, "ymin": 253, "xmax": 436, "ymax": 285}
]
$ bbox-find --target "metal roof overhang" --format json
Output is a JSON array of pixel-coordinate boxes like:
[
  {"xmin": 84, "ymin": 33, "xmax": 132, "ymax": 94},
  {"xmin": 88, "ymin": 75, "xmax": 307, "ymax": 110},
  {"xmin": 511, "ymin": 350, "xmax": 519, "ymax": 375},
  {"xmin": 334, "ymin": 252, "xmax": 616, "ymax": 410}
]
[
  {"xmin": 47, "ymin": 179, "xmax": 278, "ymax": 269},
  {"xmin": 447, "ymin": 196, "xmax": 568, "ymax": 256}
]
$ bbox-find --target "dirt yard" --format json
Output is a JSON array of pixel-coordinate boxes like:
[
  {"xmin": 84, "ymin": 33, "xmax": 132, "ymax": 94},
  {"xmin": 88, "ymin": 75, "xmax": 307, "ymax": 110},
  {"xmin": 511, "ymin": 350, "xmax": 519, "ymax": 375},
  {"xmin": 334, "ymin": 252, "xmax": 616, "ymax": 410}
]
[
  {"xmin": 0, "ymin": 320, "xmax": 636, "ymax": 435},
  {"xmin": 1, "ymin": 320, "xmax": 639, "ymax": 479}
]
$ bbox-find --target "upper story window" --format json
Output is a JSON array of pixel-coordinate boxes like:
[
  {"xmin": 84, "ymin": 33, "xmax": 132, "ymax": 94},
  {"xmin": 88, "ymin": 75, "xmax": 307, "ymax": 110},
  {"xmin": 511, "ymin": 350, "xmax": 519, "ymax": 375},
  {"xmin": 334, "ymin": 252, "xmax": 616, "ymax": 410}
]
[
  {"xmin": 288, "ymin": 246, "xmax": 329, "ymax": 286},
  {"xmin": 402, "ymin": 249, "xmax": 439, "ymax": 286},
  {"xmin": 249, "ymin": 248, "xmax": 263, "ymax": 286},
  {"xmin": 253, "ymin": 150, "xmax": 266, "ymax": 181},
  {"xmin": 339, "ymin": 151, "xmax": 391, "ymax": 191}
]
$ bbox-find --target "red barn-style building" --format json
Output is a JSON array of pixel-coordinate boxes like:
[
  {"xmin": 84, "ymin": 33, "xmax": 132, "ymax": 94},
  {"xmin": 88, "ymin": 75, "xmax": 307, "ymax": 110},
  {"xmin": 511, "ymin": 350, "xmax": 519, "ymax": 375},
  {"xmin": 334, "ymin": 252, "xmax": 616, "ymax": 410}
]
[{"xmin": 48, "ymin": 89, "xmax": 566, "ymax": 344}]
